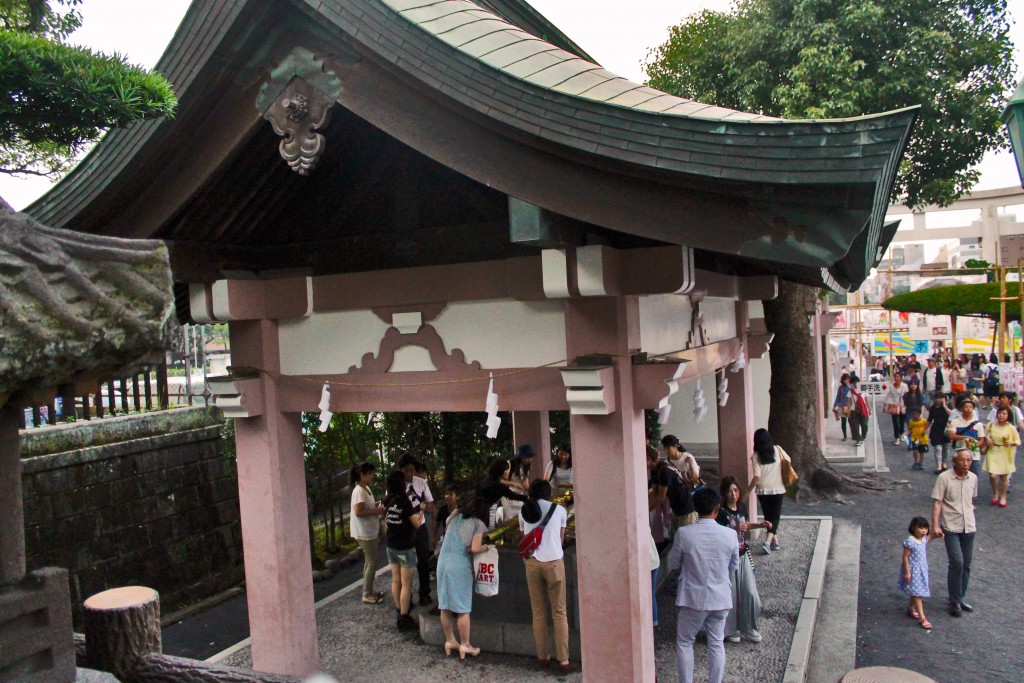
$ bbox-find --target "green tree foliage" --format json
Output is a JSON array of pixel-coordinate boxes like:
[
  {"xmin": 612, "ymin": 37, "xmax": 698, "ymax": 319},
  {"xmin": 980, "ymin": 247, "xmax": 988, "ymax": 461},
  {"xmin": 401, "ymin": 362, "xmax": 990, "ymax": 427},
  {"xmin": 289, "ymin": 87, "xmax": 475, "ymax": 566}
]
[
  {"xmin": 645, "ymin": 0, "xmax": 1017, "ymax": 209},
  {"xmin": 0, "ymin": 0, "xmax": 177, "ymax": 177},
  {"xmin": 883, "ymin": 281, "xmax": 1018, "ymax": 320}
]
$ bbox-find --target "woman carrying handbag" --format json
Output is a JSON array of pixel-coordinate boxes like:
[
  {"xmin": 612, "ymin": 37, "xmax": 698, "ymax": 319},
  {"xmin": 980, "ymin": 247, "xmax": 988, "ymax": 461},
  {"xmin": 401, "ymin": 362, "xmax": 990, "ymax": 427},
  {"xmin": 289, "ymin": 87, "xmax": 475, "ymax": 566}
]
[
  {"xmin": 745, "ymin": 429, "xmax": 793, "ymax": 554},
  {"xmin": 883, "ymin": 374, "xmax": 909, "ymax": 444}
]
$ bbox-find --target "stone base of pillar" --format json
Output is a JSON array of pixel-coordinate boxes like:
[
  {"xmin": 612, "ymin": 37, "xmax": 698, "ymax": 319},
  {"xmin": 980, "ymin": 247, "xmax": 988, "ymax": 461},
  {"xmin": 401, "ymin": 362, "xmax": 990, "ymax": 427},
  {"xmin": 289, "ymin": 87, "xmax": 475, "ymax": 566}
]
[{"xmin": 0, "ymin": 567, "xmax": 75, "ymax": 683}]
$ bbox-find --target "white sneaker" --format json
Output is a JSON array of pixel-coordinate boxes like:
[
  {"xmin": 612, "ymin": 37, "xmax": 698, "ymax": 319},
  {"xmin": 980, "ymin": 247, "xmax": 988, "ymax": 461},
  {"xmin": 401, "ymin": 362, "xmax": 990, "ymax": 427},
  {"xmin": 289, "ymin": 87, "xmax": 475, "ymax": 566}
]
[
  {"xmin": 761, "ymin": 540, "xmax": 771, "ymax": 555},
  {"xmin": 770, "ymin": 539, "xmax": 780, "ymax": 551},
  {"xmin": 726, "ymin": 632, "xmax": 742, "ymax": 643},
  {"xmin": 894, "ymin": 438, "xmax": 902, "ymax": 445},
  {"xmin": 743, "ymin": 630, "xmax": 763, "ymax": 642}
]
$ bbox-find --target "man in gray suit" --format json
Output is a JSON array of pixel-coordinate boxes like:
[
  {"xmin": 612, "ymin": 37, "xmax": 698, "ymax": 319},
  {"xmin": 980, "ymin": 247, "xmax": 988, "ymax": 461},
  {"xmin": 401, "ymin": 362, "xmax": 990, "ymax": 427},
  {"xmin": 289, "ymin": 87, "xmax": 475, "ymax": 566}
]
[{"xmin": 668, "ymin": 487, "xmax": 740, "ymax": 683}]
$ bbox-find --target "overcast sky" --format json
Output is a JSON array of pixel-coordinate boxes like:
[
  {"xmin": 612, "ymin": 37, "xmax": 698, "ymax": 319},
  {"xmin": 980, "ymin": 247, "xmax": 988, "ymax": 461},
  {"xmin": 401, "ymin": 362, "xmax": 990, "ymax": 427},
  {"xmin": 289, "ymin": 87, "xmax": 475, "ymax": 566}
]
[{"xmin": 1, "ymin": 0, "xmax": 1021, "ymax": 209}]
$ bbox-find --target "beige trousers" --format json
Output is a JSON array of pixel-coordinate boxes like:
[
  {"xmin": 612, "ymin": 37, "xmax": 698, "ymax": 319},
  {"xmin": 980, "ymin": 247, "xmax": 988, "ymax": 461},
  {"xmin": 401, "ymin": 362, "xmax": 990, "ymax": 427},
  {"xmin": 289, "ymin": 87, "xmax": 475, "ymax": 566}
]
[{"xmin": 524, "ymin": 556, "xmax": 569, "ymax": 663}]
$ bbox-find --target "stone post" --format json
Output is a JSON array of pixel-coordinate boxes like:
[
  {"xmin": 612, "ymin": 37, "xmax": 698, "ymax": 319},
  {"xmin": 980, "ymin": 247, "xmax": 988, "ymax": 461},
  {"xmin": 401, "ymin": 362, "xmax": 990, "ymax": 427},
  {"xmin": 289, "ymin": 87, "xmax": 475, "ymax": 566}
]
[
  {"xmin": 565, "ymin": 297, "xmax": 655, "ymax": 682},
  {"xmin": 229, "ymin": 319, "xmax": 319, "ymax": 676},
  {"xmin": 0, "ymin": 404, "xmax": 25, "ymax": 585}
]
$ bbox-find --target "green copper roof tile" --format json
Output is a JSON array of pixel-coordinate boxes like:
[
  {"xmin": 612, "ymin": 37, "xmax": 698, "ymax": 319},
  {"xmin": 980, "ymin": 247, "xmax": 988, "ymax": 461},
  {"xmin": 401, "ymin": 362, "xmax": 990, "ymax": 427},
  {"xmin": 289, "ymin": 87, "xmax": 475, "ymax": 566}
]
[
  {"xmin": 460, "ymin": 28, "xmax": 529, "ymax": 56},
  {"xmin": 502, "ymin": 50, "xmax": 571, "ymax": 77},
  {"xmin": 634, "ymin": 94, "xmax": 687, "ymax": 113},
  {"xmin": 604, "ymin": 88, "xmax": 662, "ymax": 108},
  {"xmin": 526, "ymin": 60, "xmax": 599, "ymax": 88},
  {"xmin": 550, "ymin": 70, "xmax": 611, "ymax": 96},
  {"xmin": 400, "ymin": 1, "xmax": 469, "ymax": 23},
  {"xmin": 477, "ymin": 38, "xmax": 550, "ymax": 67},
  {"xmin": 386, "ymin": 0, "xmax": 442, "ymax": 11},
  {"xmin": 418, "ymin": 9, "xmax": 491, "ymax": 33},
  {"xmin": 434, "ymin": 18, "xmax": 509, "ymax": 46},
  {"xmin": 575, "ymin": 78, "xmax": 639, "ymax": 102}
]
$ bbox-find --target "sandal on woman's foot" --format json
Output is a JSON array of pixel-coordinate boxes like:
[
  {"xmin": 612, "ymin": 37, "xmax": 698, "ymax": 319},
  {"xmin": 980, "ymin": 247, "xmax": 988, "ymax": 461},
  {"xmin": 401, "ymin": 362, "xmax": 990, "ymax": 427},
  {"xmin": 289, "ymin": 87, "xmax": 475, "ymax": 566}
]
[
  {"xmin": 362, "ymin": 593, "xmax": 384, "ymax": 604},
  {"xmin": 906, "ymin": 608, "xmax": 920, "ymax": 620},
  {"xmin": 920, "ymin": 618, "xmax": 932, "ymax": 630}
]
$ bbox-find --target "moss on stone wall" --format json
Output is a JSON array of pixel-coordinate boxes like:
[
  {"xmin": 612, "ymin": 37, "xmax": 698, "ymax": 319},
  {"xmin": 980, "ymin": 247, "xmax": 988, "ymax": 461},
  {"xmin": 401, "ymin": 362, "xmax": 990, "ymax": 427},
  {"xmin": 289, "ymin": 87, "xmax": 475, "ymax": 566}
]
[{"xmin": 19, "ymin": 406, "xmax": 224, "ymax": 458}]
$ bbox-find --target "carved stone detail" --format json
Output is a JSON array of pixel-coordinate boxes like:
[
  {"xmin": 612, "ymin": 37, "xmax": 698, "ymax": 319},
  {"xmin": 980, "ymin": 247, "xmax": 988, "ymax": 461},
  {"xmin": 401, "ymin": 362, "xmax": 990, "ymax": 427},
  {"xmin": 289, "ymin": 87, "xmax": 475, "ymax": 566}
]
[{"xmin": 348, "ymin": 325, "xmax": 483, "ymax": 374}]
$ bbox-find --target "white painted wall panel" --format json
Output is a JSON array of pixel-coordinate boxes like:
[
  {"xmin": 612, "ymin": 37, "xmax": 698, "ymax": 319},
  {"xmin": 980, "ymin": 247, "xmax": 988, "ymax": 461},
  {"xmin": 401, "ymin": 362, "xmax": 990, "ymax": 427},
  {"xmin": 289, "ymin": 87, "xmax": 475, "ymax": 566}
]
[
  {"xmin": 432, "ymin": 300, "xmax": 567, "ymax": 368},
  {"xmin": 703, "ymin": 297, "xmax": 737, "ymax": 343},
  {"xmin": 638, "ymin": 294, "xmax": 693, "ymax": 356},
  {"xmin": 278, "ymin": 310, "xmax": 389, "ymax": 375}
]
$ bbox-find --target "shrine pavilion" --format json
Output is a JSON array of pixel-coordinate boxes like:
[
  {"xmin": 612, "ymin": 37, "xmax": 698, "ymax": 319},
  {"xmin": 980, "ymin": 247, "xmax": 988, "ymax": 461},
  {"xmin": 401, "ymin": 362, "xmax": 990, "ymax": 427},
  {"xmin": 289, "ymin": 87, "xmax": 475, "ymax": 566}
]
[{"xmin": 26, "ymin": 0, "xmax": 916, "ymax": 680}]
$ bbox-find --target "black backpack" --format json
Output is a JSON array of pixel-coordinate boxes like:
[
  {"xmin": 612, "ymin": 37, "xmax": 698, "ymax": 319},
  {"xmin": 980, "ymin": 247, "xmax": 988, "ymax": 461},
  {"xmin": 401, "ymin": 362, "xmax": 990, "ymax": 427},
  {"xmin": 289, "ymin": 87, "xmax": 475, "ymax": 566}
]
[{"xmin": 984, "ymin": 365, "xmax": 1000, "ymax": 390}]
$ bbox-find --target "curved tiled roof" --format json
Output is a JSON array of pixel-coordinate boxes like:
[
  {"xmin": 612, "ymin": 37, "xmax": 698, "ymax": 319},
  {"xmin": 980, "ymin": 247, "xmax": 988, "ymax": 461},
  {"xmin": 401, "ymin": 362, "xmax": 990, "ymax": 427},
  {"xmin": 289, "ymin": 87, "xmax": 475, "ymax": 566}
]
[
  {"xmin": 25, "ymin": 0, "xmax": 916, "ymax": 291},
  {"xmin": 385, "ymin": 0, "xmax": 776, "ymax": 122}
]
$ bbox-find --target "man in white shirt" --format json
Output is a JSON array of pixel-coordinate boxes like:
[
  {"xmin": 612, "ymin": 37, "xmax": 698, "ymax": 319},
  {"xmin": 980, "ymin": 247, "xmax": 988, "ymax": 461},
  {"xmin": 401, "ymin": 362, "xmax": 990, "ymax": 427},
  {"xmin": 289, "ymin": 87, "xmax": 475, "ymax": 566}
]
[
  {"xmin": 399, "ymin": 454, "xmax": 434, "ymax": 605},
  {"xmin": 519, "ymin": 480, "xmax": 573, "ymax": 674},
  {"xmin": 668, "ymin": 488, "xmax": 740, "ymax": 683},
  {"xmin": 922, "ymin": 357, "xmax": 944, "ymax": 396}
]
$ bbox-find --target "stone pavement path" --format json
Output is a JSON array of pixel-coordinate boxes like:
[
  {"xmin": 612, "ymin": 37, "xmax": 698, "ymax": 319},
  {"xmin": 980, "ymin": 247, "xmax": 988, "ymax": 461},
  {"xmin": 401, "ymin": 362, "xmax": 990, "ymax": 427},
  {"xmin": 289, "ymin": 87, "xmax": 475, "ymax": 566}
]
[{"xmin": 802, "ymin": 410, "xmax": 1024, "ymax": 683}]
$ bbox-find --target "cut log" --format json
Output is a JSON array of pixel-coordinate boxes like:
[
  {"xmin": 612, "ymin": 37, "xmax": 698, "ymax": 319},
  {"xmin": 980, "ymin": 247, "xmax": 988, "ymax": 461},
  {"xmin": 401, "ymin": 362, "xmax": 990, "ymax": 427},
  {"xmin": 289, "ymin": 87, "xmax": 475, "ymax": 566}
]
[{"xmin": 83, "ymin": 586, "xmax": 161, "ymax": 680}]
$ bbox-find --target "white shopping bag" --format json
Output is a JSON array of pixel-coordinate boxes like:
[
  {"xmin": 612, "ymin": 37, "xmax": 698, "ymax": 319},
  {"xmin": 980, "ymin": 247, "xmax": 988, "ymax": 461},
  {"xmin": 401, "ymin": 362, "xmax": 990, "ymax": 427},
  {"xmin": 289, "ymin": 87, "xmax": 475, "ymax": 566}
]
[{"xmin": 473, "ymin": 546, "xmax": 499, "ymax": 596}]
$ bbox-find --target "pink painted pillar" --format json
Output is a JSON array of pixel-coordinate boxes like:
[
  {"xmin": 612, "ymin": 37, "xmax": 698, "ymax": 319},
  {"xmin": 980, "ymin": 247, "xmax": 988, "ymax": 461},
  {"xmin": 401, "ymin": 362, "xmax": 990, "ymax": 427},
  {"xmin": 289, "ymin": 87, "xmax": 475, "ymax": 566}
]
[
  {"xmin": 513, "ymin": 411, "xmax": 551, "ymax": 481},
  {"xmin": 229, "ymin": 319, "xmax": 318, "ymax": 675},
  {"xmin": 565, "ymin": 297, "xmax": 655, "ymax": 682},
  {"xmin": 717, "ymin": 302, "xmax": 758, "ymax": 519}
]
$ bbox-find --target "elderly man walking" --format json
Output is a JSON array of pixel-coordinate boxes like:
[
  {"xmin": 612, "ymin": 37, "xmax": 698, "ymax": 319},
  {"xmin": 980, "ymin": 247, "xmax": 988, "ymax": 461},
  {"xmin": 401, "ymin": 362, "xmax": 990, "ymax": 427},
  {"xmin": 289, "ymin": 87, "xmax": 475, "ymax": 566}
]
[
  {"xmin": 668, "ymin": 487, "xmax": 739, "ymax": 683},
  {"xmin": 932, "ymin": 448, "xmax": 978, "ymax": 617}
]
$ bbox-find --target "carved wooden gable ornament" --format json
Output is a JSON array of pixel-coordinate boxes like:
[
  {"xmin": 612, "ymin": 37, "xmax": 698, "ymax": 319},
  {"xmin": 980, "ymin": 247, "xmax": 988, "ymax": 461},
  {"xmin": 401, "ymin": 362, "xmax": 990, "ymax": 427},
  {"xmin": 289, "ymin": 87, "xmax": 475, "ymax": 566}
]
[{"xmin": 256, "ymin": 48, "xmax": 343, "ymax": 175}]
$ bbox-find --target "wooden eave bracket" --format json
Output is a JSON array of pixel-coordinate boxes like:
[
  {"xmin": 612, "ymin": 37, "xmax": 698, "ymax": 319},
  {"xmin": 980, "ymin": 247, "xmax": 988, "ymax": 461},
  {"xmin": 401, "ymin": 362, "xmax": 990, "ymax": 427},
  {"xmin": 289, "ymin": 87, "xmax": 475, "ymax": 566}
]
[
  {"xmin": 630, "ymin": 360, "xmax": 687, "ymax": 410},
  {"xmin": 747, "ymin": 333, "xmax": 774, "ymax": 360},
  {"xmin": 208, "ymin": 374, "xmax": 264, "ymax": 419},
  {"xmin": 189, "ymin": 277, "xmax": 312, "ymax": 323},
  {"xmin": 559, "ymin": 365, "xmax": 616, "ymax": 415}
]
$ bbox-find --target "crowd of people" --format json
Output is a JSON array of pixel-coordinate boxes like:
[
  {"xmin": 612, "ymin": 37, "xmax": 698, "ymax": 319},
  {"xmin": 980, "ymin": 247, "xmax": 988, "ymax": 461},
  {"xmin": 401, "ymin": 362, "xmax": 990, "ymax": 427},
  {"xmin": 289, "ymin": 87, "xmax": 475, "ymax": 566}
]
[
  {"xmin": 347, "ymin": 446, "xmax": 577, "ymax": 673},
  {"xmin": 346, "ymin": 427, "xmax": 795, "ymax": 683},
  {"xmin": 839, "ymin": 353, "xmax": 1018, "ymax": 634}
]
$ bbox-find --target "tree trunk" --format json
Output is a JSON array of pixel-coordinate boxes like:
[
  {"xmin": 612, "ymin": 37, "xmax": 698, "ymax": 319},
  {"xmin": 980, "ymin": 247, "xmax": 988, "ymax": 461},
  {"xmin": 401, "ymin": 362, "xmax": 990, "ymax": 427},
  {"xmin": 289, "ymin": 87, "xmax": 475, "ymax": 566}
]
[
  {"xmin": 83, "ymin": 586, "xmax": 161, "ymax": 680},
  {"xmin": 762, "ymin": 281, "xmax": 834, "ymax": 488}
]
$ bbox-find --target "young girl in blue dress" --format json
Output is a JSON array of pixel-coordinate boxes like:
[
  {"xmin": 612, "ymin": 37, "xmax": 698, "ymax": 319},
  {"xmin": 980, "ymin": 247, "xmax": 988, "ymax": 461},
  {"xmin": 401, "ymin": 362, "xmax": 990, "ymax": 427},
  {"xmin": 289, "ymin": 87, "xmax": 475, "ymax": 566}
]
[{"xmin": 898, "ymin": 516, "xmax": 932, "ymax": 630}]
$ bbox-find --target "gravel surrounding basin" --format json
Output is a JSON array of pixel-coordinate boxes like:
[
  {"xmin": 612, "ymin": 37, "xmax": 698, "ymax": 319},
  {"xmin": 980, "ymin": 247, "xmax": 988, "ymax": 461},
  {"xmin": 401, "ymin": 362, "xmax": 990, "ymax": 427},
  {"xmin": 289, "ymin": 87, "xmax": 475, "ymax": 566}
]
[{"xmin": 221, "ymin": 520, "xmax": 820, "ymax": 682}]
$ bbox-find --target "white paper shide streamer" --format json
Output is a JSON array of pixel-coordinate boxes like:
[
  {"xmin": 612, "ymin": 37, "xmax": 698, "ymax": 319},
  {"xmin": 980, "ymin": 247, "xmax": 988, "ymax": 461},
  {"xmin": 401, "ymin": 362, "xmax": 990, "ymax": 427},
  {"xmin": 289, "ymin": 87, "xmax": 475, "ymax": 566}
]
[
  {"xmin": 485, "ymin": 374, "xmax": 501, "ymax": 438},
  {"xmin": 692, "ymin": 384, "xmax": 707, "ymax": 423},
  {"xmin": 717, "ymin": 371, "xmax": 729, "ymax": 407},
  {"xmin": 730, "ymin": 344, "xmax": 747, "ymax": 373},
  {"xmin": 317, "ymin": 382, "xmax": 333, "ymax": 432}
]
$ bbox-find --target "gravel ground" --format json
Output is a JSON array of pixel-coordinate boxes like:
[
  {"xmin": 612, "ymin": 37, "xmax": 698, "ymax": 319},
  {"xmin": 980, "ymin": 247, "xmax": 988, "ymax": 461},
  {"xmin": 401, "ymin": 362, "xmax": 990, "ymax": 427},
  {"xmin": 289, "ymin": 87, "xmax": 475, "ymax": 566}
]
[
  {"xmin": 798, "ymin": 411, "xmax": 1024, "ymax": 683},
  {"xmin": 222, "ymin": 521, "xmax": 819, "ymax": 681},
  {"xmin": 654, "ymin": 520, "xmax": 818, "ymax": 683}
]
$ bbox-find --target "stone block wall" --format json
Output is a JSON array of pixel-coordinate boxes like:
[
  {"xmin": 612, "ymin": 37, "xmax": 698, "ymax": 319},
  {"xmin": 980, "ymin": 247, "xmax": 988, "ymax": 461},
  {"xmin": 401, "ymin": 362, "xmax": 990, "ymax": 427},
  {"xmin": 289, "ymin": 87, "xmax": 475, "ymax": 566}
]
[{"xmin": 19, "ymin": 408, "xmax": 244, "ymax": 626}]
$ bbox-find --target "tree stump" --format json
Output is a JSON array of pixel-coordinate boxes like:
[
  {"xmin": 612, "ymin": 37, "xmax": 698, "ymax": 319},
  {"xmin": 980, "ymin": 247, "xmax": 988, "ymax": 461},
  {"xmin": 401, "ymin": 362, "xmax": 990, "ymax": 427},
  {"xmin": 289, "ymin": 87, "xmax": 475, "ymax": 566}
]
[{"xmin": 84, "ymin": 586, "xmax": 162, "ymax": 680}]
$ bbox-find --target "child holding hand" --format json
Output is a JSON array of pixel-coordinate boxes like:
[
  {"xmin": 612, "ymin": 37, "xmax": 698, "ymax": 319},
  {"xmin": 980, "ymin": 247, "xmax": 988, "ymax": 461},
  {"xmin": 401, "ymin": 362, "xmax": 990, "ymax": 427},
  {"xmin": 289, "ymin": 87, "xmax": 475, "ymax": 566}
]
[{"xmin": 899, "ymin": 516, "xmax": 932, "ymax": 630}]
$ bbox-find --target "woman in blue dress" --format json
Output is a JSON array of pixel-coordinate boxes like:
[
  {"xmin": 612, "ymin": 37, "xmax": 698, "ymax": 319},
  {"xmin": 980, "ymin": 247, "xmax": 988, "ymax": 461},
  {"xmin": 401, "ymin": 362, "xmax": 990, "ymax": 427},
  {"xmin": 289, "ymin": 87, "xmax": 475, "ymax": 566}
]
[{"xmin": 436, "ymin": 493, "xmax": 491, "ymax": 658}]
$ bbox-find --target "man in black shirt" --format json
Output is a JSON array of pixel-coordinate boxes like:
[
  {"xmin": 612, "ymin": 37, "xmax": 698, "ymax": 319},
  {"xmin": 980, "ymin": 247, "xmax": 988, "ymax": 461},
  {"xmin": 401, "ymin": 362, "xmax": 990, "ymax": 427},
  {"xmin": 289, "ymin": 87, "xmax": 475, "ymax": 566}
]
[{"xmin": 927, "ymin": 392, "xmax": 952, "ymax": 474}]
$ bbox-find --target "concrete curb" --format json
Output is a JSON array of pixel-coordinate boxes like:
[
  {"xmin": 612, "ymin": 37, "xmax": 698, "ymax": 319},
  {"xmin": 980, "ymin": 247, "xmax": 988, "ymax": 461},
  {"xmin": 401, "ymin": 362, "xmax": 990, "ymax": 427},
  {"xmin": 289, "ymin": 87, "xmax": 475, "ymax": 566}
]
[{"xmin": 782, "ymin": 515, "xmax": 832, "ymax": 683}]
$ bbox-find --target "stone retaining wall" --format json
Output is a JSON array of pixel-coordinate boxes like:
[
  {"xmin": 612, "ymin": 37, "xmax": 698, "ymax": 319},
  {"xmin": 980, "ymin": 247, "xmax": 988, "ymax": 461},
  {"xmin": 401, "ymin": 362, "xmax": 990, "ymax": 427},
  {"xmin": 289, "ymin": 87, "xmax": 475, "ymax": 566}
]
[{"xmin": 20, "ymin": 407, "xmax": 244, "ymax": 626}]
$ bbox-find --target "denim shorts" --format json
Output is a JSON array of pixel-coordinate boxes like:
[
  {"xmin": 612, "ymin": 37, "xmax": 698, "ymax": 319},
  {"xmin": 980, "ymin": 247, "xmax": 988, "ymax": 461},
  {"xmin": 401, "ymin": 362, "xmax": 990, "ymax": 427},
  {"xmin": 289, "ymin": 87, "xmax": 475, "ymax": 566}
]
[{"xmin": 387, "ymin": 546, "xmax": 417, "ymax": 568}]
